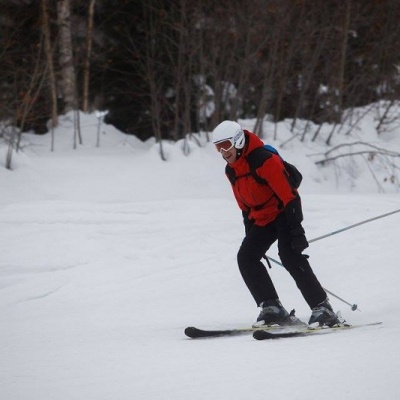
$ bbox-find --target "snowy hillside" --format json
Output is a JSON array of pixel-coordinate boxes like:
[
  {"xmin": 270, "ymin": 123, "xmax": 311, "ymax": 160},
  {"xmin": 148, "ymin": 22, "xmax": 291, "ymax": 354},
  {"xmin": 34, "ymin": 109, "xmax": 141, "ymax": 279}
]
[{"xmin": 1, "ymin": 109, "xmax": 400, "ymax": 400}]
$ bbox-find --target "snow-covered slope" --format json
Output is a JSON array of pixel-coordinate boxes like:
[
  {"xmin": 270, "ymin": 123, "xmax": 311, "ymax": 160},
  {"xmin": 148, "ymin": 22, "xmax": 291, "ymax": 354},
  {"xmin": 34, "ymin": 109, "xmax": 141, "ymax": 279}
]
[{"xmin": 1, "ymin": 110, "xmax": 399, "ymax": 399}]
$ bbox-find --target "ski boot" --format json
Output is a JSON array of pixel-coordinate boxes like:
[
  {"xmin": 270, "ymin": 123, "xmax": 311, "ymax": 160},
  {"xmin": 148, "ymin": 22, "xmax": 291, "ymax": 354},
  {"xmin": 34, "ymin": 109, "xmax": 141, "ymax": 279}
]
[
  {"xmin": 308, "ymin": 298, "xmax": 340, "ymax": 327},
  {"xmin": 252, "ymin": 299, "xmax": 291, "ymax": 328}
]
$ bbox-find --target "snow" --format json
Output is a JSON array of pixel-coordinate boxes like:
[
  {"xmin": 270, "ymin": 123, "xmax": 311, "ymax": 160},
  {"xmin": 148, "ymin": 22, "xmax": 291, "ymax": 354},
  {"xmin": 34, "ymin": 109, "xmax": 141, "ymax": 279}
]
[{"xmin": 1, "ymin": 109, "xmax": 400, "ymax": 400}]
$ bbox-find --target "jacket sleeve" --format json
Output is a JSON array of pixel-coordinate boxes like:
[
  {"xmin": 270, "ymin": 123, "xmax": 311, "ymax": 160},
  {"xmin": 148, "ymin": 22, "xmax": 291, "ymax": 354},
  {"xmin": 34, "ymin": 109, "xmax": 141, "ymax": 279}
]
[
  {"xmin": 255, "ymin": 154, "xmax": 297, "ymax": 208},
  {"xmin": 230, "ymin": 182, "xmax": 249, "ymax": 212}
]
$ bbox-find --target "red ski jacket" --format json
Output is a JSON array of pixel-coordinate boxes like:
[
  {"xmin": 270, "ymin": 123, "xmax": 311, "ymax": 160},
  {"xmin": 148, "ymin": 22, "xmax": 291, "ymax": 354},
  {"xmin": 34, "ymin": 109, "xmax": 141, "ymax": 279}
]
[{"xmin": 226, "ymin": 130, "xmax": 297, "ymax": 226}]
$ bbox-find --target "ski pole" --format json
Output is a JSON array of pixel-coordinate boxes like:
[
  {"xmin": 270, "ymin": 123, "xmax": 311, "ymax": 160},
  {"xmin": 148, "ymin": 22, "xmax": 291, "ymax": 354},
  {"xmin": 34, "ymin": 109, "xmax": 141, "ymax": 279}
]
[
  {"xmin": 266, "ymin": 254, "xmax": 360, "ymax": 311},
  {"xmin": 309, "ymin": 208, "xmax": 400, "ymax": 310},
  {"xmin": 308, "ymin": 208, "xmax": 400, "ymax": 244},
  {"xmin": 266, "ymin": 208, "xmax": 400, "ymax": 311},
  {"xmin": 323, "ymin": 287, "xmax": 359, "ymax": 311}
]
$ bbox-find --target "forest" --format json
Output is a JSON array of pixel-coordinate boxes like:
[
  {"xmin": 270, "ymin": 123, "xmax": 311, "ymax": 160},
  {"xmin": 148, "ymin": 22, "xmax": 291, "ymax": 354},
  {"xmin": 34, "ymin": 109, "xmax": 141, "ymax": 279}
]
[{"xmin": 1, "ymin": 0, "xmax": 400, "ymax": 146}]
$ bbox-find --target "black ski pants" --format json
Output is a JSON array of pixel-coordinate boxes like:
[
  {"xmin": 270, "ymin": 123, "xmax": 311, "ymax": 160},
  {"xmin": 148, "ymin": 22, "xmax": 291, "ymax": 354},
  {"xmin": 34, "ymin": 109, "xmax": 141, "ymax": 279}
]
[{"xmin": 237, "ymin": 212, "xmax": 326, "ymax": 309}]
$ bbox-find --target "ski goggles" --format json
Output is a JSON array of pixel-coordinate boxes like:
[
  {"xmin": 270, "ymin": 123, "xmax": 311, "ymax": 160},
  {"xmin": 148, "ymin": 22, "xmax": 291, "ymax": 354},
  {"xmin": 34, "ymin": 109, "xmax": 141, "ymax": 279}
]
[{"xmin": 215, "ymin": 139, "xmax": 234, "ymax": 153}]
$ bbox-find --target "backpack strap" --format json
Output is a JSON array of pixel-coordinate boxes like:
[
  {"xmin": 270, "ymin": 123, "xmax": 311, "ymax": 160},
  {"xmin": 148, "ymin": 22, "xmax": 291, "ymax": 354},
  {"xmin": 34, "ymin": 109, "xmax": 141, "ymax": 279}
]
[
  {"xmin": 225, "ymin": 165, "xmax": 236, "ymax": 185},
  {"xmin": 246, "ymin": 147, "xmax": 273, "ymax": 185},
  {"xmin": 248, "ymin": 146, "xmax": 303, "ymax": 190},
  {"xmin": 225, "ymin": 164, "xmax": 253, "ymax": 185},
  {"xmin": 226, "ymin": 145, "xmax": 301, "ymax": 190},
  {"xmin": 225, "ymin": 147, "xmax": 272, "ymax": 186}
]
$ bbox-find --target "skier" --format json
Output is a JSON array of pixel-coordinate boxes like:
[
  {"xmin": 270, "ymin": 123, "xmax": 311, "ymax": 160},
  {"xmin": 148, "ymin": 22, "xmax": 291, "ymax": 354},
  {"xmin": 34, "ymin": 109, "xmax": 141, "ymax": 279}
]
[{"xmin": 212, "ymin": 120, "xmax": 338, "ymax": 327}]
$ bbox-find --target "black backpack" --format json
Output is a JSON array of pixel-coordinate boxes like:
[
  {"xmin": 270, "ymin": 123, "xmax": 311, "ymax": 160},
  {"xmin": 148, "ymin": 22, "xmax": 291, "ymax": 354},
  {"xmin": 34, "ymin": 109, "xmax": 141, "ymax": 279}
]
[{"xmin": 226, "ymin": 144, "xmax": 302, "ymax": 190}]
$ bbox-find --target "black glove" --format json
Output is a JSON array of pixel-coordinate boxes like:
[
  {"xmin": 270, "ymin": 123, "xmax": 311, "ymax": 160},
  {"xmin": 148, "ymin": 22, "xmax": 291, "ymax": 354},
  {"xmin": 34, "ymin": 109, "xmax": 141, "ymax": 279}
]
[
  {"xmin": 289, "ymin": 224, "xmax": 309, "ymax": 254},
  {"xmin": 242, "ymin": 211, "xmax": 254, "ymax": 236}
]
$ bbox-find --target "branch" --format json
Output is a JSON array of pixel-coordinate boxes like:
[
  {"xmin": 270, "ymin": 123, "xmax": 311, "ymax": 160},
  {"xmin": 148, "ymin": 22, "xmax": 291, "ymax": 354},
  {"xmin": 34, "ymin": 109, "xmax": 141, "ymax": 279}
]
[{"xmin": 315, "ymin": 149, "xmax": 400, "ymax": 165}]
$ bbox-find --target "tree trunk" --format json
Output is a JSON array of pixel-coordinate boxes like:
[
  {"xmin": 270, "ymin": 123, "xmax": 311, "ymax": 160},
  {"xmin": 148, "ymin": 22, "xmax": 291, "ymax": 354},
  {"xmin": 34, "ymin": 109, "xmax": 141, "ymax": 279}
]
[
  {"xmin": 82, "ymin": 0, "xmax": 96, "ymax": 112},
  {"xmin": 326, "ymin": 0, "xmax": 351, "ymax": 144},
  {"xmin": 57, "ymin": 0, "xmax": 76, "ymax": 113},
  {"xmin": 41, "ymin": 0, "xmax": 58, "ymax": 130}
]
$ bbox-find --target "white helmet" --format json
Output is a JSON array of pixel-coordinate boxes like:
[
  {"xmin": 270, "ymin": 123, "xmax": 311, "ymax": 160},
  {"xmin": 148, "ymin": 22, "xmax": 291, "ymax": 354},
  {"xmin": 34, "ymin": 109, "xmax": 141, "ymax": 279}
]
[{"xmin": 212, "ymin": 120, "xmax": 245, "ymax": 150}]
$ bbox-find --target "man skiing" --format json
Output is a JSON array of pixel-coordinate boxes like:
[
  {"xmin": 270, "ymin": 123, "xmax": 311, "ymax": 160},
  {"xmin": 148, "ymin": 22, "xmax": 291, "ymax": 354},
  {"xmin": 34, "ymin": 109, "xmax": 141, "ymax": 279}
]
[{"xmin": 212, "ymin": 120, "xmax": 338, "ymax": 327}]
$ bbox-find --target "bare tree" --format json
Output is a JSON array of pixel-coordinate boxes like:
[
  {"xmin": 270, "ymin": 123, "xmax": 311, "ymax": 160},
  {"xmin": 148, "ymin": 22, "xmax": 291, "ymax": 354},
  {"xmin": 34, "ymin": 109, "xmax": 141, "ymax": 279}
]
[
  {"xmin": 6, "ymin": 34, "xmax": 48, "ymax": 169},
  {"xmin": 325, "ymin": 0, "xmax": 351, "ymax": 145},
  {"xmin": 143, "ymin": 2, "xmax": 166, "ymax": 160},
  {"xmin": 41, "ymin": 0, "xmax": 58, "ymax": 132},
  {"xmin": 57, "ymin": 0, "xmax": 82, "ymax": 147},
  {"xmin": 82, "ymin": 0, "xmax": 96, "ymax": 112},
  {"xmin": 57, "ymin": 0, "xmax": 77, "ymax": 113},
  {"xmin": 2, "ymin": 0, "xmax": 400, "ymax": 150}
]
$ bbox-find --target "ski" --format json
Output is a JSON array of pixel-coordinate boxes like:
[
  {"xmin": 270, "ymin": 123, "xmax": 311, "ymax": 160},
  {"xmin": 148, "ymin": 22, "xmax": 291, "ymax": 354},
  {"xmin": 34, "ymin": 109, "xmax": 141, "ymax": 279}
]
[
  {"xmin": 252, "ymin": 321, "xmax": 382, "ymax": 340},
  {"xmin": 184, "ymin": 322, "xmax": 306, "ymax": 339}
]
